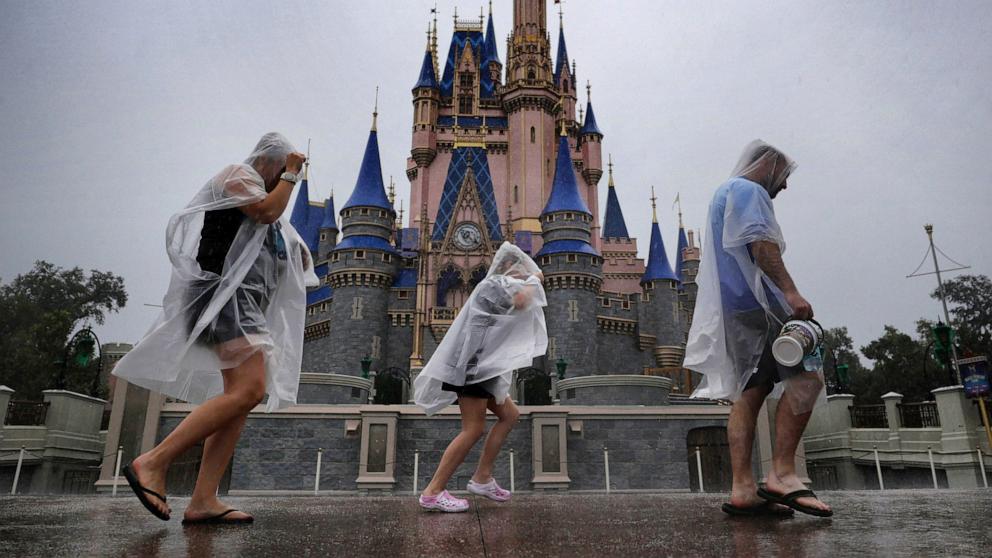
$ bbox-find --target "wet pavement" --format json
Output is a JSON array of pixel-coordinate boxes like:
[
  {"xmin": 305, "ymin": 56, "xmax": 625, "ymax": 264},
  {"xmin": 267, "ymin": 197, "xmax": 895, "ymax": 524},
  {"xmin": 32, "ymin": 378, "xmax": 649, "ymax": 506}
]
[{"xmin": 0, "ymin": 490, "xmax": 989, "ymax": 557}]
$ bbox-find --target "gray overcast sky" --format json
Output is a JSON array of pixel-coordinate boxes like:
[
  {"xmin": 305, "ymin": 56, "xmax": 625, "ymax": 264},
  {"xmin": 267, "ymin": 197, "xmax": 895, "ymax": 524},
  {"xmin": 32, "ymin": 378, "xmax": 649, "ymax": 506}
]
[{"xmin": 1, "ymin": 1, "xmax": 990, "ymax": 362}]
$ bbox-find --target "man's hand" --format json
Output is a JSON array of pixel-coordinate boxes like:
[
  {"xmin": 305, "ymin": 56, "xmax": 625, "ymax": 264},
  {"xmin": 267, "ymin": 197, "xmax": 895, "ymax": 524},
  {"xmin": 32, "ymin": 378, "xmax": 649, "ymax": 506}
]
[
  {"xmin": 784, "ymin": 290, "xmax": 813, "ymax": 320},
  {"xmin": 286, "ymin": 152, "xmax": 307, "ymax": 174}
]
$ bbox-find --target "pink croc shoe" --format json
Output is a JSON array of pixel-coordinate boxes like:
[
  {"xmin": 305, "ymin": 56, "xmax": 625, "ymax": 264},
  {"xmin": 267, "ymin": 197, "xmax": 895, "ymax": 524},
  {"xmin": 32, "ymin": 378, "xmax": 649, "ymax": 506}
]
[
  {"xmin": 419, "ymin": 490, "xmax": 470, "ymax": 513},
  {"xmin": 467, "ymin": 478, "xmax": 511, "ymax": 502}
]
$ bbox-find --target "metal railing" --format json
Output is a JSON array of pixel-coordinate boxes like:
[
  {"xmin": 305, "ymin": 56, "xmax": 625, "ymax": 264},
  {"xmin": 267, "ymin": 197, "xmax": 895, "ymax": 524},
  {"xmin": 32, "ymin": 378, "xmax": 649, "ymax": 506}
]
[
  {"xmin": 850, "ymin": 404, "xmax": 889, "ymax": 428},
  {"xmin": 431, "ymin": 307, "xmax": 459, "ymax": 322},
  {"xmin": 5, "ymin": 401, "xmax": 50, "ymax": 426},
  {"xmin": 898, "ymin": 402, "xmax": 941, "ymax": 428}
]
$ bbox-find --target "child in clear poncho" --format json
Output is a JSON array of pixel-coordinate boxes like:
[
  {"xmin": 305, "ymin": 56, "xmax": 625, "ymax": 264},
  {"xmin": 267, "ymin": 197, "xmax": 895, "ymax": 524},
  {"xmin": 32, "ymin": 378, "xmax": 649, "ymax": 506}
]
[
  {"xmin": 113, "ymin": 133, "xmax": 316, "ymax": 524},
  {"xmin": 414, "ymin": 242, "xmax": 547, "ymax": 512}
]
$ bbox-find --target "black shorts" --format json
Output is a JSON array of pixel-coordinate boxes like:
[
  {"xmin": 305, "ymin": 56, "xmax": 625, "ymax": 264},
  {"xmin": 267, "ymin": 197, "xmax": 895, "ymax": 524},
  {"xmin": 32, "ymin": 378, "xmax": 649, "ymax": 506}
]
[
  {"xmin": 441, "ymin": 379, "xmax": 496, "ymax": 399},
  {"xmin": 744, "ymin": 335, "xmax": 806, "ymax": 392}
]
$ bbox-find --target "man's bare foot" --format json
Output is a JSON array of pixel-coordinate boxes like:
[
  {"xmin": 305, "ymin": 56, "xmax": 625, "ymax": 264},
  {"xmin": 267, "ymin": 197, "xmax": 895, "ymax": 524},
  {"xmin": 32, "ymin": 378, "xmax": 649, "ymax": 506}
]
[
  {"xmin": 184, "ymin": 499, "xmax": 253, "ymax": 522},
  {"xmin": 765, "ymin": 471, "xmax": 831, "ymax": 513},
  {"xmin": 131, "ymin": 454, "xmax": 171, "ymax": 516},
  {"xmin": 729, "ymin": 481, "xmax": 791, "ymax": 512}
]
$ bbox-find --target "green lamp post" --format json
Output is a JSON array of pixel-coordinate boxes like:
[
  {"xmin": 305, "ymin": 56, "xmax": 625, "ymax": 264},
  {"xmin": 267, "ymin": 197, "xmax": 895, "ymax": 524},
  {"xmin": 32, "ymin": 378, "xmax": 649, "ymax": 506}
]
[
  {"xmin": 555, "ymin": 357, "xmax": 568, "ymax": 380},
  {"xmin": 931, "ymin": 321, "xmax": 955, "ymax": 384},
  {"xmin": 360, "ymin": 355, "xmax": 373, "ymax": 379}
]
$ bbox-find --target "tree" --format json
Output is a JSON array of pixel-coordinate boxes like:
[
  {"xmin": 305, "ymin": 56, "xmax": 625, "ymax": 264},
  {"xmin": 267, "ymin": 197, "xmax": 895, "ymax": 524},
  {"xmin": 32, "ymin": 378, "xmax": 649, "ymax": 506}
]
[
  {"xmin": 931, "ymin": 274, "xmax": 992, "ymax": 358},
  {"xmin": 0, "ymin": 261, "xmax": 127, "ymax": 399},
  {"xmin": 820, "ymin": 326, "xmax": 867, "ymax": 390},
  {"xmin": 857, "ymin": 325, "xmax": 936, "ymax": 403}
]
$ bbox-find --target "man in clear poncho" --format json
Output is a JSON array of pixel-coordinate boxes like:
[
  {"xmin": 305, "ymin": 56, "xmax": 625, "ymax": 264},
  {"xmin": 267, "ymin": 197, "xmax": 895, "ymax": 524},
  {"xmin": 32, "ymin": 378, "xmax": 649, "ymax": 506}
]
[
  {"xmin": 413, "ymin": 242, "xmax": 547, "ymax": 512},
  {"xmin": 685, "ymin": 140, "xmax": 831, "ymax": 517},
  {"xmin": 113, "ymin": 133, "xmax": 316, "ymax": 524}
]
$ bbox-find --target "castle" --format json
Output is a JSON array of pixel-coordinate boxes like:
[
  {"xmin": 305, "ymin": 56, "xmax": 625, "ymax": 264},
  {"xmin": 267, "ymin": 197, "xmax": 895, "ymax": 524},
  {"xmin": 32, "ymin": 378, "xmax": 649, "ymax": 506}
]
[{"xmin": 290, "ymin": 1, "xmax": 702, "ymax": 403}]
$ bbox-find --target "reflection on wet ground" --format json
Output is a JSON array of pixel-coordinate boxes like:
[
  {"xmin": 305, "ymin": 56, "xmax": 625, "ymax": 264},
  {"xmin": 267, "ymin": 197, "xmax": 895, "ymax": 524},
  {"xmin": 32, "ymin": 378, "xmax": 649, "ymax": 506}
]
[{"xmin": 0, "ymin": 490, "xmax": 988, "ymax": 557}]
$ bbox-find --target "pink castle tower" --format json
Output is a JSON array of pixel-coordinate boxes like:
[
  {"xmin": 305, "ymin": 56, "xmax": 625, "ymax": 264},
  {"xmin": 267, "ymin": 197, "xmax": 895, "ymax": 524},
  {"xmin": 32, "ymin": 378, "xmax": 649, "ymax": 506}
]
[
  {"xmin": 600, "ymin": 155, "xmax": 645, "ymax": 294},
  {"xmin": 402, "ymin": 1, "xmax": 607, "ymax": 322}
]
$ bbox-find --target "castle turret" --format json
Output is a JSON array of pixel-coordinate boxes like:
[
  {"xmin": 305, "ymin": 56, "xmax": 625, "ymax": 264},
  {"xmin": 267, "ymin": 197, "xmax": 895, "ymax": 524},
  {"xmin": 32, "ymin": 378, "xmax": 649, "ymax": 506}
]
[
  {"xmin": 600, "ymin": 155, "xmax": 645, "ymax": 294},
  {"xmin": 679, "ymin": 228, "xmax": 702, "ymax": 335},
  {"xmin": 317, "ymin": 192, "xmax": 338, "ymax": 262},
  {"xmin": 536, "ymin": 132, "xmax": 602, "ymax": 378},
  {"xmin": 579, "ymin": 82, "xmax": 603, "ymax": 249},
  {"xmin": 326, "ymin": 105, "xmax": 398, "ymax": 375},
  {"xmin": 483, "ymin": 2, "xmax": 502, "ymax": 87},
  {"xmin": 639, "ymin": 188, "xmax": 682, "ymax": 369}
]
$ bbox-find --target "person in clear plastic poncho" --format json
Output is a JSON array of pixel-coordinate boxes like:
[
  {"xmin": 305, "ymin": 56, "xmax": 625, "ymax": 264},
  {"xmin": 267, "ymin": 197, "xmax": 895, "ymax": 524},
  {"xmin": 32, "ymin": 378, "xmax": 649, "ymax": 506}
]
[
  {"xmin": 685, "ymin": 140, "xmax": 832, "ymax": 517},
  {"xmin": 413, "ymin": 242, "xmax": 547, "ymax": 512},
  {"xmin": 113, "ymin": 133, "xmax": 316, "ymax": 523}
]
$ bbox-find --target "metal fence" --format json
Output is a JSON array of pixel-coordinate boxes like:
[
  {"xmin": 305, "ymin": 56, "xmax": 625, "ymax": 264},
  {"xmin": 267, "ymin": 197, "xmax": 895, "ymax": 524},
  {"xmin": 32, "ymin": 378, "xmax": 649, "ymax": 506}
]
[
  {"xmin": 850, "ymin": 404, "xmax": 889, "ymax": 428},
  {"xmin": 5, "ymin": 401, "xmax": 50, "ymax": 426},
  {"xmin": 898, "ymin": 402, "xmax": 941, "ymax": 428}
]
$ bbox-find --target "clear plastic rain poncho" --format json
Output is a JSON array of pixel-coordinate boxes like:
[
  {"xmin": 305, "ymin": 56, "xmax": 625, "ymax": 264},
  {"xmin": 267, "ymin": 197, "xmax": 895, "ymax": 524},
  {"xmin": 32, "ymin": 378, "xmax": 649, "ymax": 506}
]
[
  {"xmin": 113, "ymin": 133, "xmax": 318, "ymax": 411},
  {"xmin": 686, "ymin": 140, "xmax": 825, "ymax": 413},
  {"xmin": 414, "ymin": 242, "xmax": 548, "ymax": 415}
]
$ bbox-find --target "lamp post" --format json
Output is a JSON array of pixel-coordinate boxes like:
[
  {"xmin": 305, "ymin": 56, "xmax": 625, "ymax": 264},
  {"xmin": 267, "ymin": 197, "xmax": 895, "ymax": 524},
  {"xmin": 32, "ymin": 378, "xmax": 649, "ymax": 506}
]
[
  {"xmin": 55, "ymin": 327, "xmax": 103, "ymax": 396},
  {"xmin": 930, "ymin": 321, "xmax": 956, "ymax": 386},
  {"xmin": 360, "ymin": 355, "xmax": 373, "ymax": 379},
  {"xmin": 555, "ymin": 358, "xmax": 568, "ymax": 381}
]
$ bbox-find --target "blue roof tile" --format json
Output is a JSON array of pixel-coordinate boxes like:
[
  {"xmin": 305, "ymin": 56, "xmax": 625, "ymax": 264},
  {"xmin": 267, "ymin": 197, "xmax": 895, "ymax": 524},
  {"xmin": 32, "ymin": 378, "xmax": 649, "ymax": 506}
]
[
  {"xmin": 431, "ymin": 147, "xmax": 503, "ymax": 242},
  {"xmin": 641, "ymin": 221, "xmax": 679, "ymax": 283},
  {"xmin": 535, "ymin": 239, "xmax": 600, "ymax": 258},
  {"xmin": 413, "ymin": 49, "xmax": 437, "ymax": 90},
  {"xmin": 602, "ymin": 185, "xmax": 629, "ymax": 239},
  {"xmin": 335, "ymin": 234, "xmax": 397, "ymax": 254},
  {"xmin": 342, "ymin": 130, "xmax": 394, "ymax": 212},
  {"xmin": 580, "ymin": 101, "xmax": 603, "ymax": 136},
  {"xmin": 542, "ymin": 135, "xmax": 591, "ymax": 216},
  {"xmin": 394, "ymin": 268, "xmax": 417, "ymax": 288}
]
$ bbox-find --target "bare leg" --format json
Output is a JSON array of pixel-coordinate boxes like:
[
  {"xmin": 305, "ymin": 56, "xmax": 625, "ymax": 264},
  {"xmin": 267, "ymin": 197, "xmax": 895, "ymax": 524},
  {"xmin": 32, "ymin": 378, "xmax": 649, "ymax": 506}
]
[
  {"xmin": 472, "ymin": 398, "xmax": 519, "ymax": 483},
  {"xmin": 422, "ymin": 396, "xmax": 489, "ymax": 497},
  {"xmin": 183, "ymin": 415, "xmax": 249, "ymax": 520},
  {"xmin": 765, "ymin": 384, "xmax": 831, "ymax": 513},
  {"xmin": 131, "ymin": 351, "xmax": 267, "ymax": 517},
  {"xmin": 727, "ymin": 384, "xmax": 772, "ymax": 508}
]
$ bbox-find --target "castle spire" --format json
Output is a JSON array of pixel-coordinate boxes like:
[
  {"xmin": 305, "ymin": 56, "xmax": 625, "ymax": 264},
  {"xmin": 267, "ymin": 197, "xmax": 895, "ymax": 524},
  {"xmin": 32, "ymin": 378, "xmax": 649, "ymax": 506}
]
[
  {"xmin": 414, "ymin": 24, "xmax": 438, "ymax": 90},
  {"xmin": 321, "ymin": 190, "xmax": 338, "ymax": 231},
  {"xmin": 542, "ymin": 134, "xmax": 591, "ymax": 216},
  {"xmin": 483, "ymin": 0, "xmax": 500, "ymax": 66},
  {"xmin": 342, "ymin": 95, "xmax": 393, "ymax": 213},
  {"xmin": 371, "ymin": 86, "xmax": 379, "ymax": 132},
  {"xmin": 642, "ymin": 189, "xmax": 678, "ymax": 284},
  {"xmin": 673, "ymin": 193, "xmax": 688, "ymax": 285},
  {"xmin": 602, "ymin": 154, "xmax": 630, "ymax": 239},
  {"xmin": 553, "ymin": 13, "xmax": 571, "ymax": 84},
  {"xmin": 580, "ymin": 80, "xmax": 603, "ymax": 136}
]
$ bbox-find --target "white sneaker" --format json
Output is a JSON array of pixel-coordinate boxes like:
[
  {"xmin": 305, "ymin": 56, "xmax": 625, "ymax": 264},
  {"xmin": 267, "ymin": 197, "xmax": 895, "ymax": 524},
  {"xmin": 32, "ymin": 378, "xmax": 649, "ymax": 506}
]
[{"xmin": 467, "ymin": 478, "xmax": 511, "ymax": 502}]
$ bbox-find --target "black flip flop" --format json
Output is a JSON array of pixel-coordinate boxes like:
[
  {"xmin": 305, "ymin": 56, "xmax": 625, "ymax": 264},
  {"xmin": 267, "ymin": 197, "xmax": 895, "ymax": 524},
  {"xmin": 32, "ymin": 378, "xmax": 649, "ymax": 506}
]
[
  {"xmin": 758, "ymin": 487, "xmax": 833, "ymax": 517},
  {"xmin": 122, "ymin": 463, "xmax": 170, "ymax": 521},
  {"xmin": 181, "ymin": 509, "xmax": 254, "ymax": 526},
  {"xmin": 722, "ymin": 501, "xmax": 795, "ymax": 517}
]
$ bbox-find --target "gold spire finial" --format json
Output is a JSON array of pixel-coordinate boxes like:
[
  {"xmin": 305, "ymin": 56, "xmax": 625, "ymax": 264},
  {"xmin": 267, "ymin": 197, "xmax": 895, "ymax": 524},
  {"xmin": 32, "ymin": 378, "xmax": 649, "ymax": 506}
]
[
  {"xmin": 650, "ymin": 185, "xmax": 658, "ymax": 223},
  {"xmin": 398, "ymin": 199, "xmax": 405, "ymax": 227},
  {"xmin": 480, "ymin": 5, "xmax": 484, "ymax": 24},
  {"xmin": 578, "ymin": 104, "xmax": 584, "ymax": 125},
  {"xmin": 426, "ymin": 21, "xmax": 431, "ymax": 50},
  {"xmin": 558, "ymin": 0, "xmax": 564, "ymax": 26},
  {"xmin": 608, "ymin": 154, "xmax": 614, "ymax": 187},
  {"xmin": 388, "ymin": 175, "xmax": 396, "ymax": 205},
  {"xmin": 489, "ymin": 0, "xmax": 493, "ymax": 15},
  {"xmin": 372, "ymin": 86, "xmax": 379, "ymax": 131},
  {"xmin": 586, "ymin": 80, "xmax": 591, "ymax": 103},
  {"xmin": 674, "ymin": 193, "xmax": 683, "ymax": 228}
]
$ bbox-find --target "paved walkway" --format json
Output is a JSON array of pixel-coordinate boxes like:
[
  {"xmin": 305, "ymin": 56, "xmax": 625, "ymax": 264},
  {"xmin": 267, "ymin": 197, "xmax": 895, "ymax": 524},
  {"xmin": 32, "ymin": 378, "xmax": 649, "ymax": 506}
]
[{"xmin": 1, "ymin": 490, "xmax": 989, "ymax": 557}]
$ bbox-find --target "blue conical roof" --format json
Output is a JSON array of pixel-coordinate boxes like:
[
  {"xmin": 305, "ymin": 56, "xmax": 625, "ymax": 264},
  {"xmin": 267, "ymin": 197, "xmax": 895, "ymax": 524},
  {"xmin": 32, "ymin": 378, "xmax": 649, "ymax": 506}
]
[
  {"xmin": 413, "ymin": 49, "xmax": 437, "ymax": 90},
  {"xmin": 321, "ymin": 194, "xmax": 338, "ymax": 230},
  {"xmin": 674, "ymin": 226, "xmax": 688, "ymax": 284},
  {"xmin": 542, "ymin": 135, "xmax": 590, "ymax": 215},
  {"xmin": 641, "ymin": 221, "xmax": 679, "ymax": 283},
  {"xmin": 554, "ymin": 25, "xmax": 570, "ymax": 84},
  {"xmin": 580, "ymin": 100, "xmax": 603, "ymax": 136},
  {"xmin": 484, "ymin": 12, "xmax": 500, "ymax": 66},
  {"xmin": 602, "ymin": 185, "xmax": 630, "ymax": 239},
  {"xmin": 290, "ymin": 178, "xmax": 311, "ymax": 232},
  {"xmin": 342, "ymin": 130, "xmax": 393, "ymax": 212}
]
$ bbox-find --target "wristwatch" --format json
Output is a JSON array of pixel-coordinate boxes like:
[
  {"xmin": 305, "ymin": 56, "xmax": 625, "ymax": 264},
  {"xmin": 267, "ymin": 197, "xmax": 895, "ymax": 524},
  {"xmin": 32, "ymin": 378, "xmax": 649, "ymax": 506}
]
[{"xmin": 280, "ymin": 171, "xmax": 300, "ymax": 184}]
